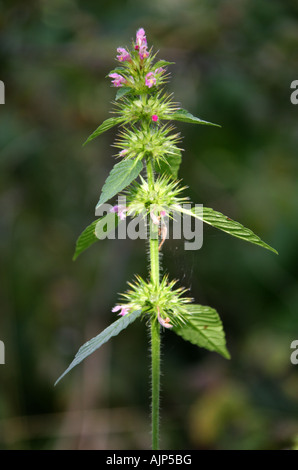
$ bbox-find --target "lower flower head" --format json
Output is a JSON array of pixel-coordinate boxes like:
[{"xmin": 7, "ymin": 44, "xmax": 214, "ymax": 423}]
[
  {"xmin": 152, "ymin": 114, "xmax": 159, "ymax": 122},
  {"xmin": 120, "ymin": 275, "xmax": 193, "ymax": 328}
]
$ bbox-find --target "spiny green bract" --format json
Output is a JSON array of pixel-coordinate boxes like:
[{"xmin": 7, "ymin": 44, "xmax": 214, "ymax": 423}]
[
  {"xmin": 125, "ymin": 175, "xmax": 188, "ymax": 217},
  {"xmin": 120, "ymin": 275, "xmax": 193, "ymax": 328},
  {"xmin": 113, "ymin": 124, "xmax": 181, "ymax": 165},
  {"xmin": 113, "ymin": 92, "xmax": 179, "ymax": 125}
]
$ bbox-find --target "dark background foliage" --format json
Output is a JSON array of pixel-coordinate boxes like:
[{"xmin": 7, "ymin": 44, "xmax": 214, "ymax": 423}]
[{"xmin": 0, "ymin": 0, "xmax": 298, "ymax": 450}]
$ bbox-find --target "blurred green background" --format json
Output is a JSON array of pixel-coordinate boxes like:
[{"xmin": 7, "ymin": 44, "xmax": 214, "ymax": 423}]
[{"xmin": 1, "ymin": 0, "xmax": 298, "ymax": 450}]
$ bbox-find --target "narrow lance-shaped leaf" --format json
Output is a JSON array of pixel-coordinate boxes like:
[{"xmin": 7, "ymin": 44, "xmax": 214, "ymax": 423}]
[
  {"xmin": 73, "ymin": 212, "xmax": 119, "ymax": 261},
  {"xmin": 164, "ymin": 108, "xmax": 221, "ymax": 127},
  {"xmin": 173, "ymin": 304, "xmax": 230, "ymax": 359},
  {"xmin": 83, "ymin": 117, "xmax": 124, "ymax": 146},
  {"xmin": 55, "ymin": 309, "xmax": 142, "ymax": 385},
  {"xmin": 174, "ymin": 205, "xmax": 278, "ymax": 254},
  {"xmin": 153, "ymin": 60, "xmax": 175, "ymax": 70},
  {"xmin": 95, "ymin": 159, "xmax": 143, "ymax": 214}
]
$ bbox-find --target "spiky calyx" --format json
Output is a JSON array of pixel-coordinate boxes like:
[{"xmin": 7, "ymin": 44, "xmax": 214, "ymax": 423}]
[{"xmin": 118, "ymin": 275, "xmax": 193, "ymax": 328}]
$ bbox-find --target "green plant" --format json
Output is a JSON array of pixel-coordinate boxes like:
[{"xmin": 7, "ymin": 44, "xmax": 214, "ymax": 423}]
[{"xmin": 55, "ymin": 28, "xmax": 278, "ymax": 449}]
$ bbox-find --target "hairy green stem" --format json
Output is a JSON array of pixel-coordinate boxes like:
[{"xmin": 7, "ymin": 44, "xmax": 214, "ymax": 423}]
[
  {"xmin": 151, "ymin": 318, "xmax": 160, "ymax": 450},
  {"xmin": 146, "ymin": 156, "xmax": 161, "ymax": 449}
]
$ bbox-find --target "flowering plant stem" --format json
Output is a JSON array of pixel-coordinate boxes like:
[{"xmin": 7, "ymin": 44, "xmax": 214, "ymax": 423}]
[
  {"xmin": 55, "ymin": 28, "xmax": 278, "ymax": 450},
  {"xmin": 151, "ymin": 319, "xmax": 161, "ymax": 449},
  {"xmin": 147, "ymin": 156, "xmax": 161, "ymax": 449}
]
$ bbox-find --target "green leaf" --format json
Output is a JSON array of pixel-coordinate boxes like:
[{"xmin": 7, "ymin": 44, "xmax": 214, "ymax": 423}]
[
  {"xmin": 115, "ymin": 86, "xmax": 133, "ymax": 101},
  {"xmin": 73, "ymin": 213, "xmax": 119, "ymax": 261},
  {"xmin": 173, "ymin": 304, "xmax": 230, "ymax": 359},
  {"xmin": 153, "ymin": 60, "xmax": 175, "ymax": 70},
  {"xmin": 83, "ymin": 117, "xmax": 123, "ymax": 146},
  {"xmin": 55, "ymin": 309, "xmax": 142, "ymax": 385},
  {"xmin": 106, "ymin": 67, "xmax": 126, "ymax": 76},
  {"xmin": 95, "ymin": 159, "xmax": 143, "ymax": 213},
  {"xmin": 154, "ymin": 148, "xmax": 182, "ymax": 178},
  {"xmin": 165, "ymin": 108, "xmax": 221, "ymax": 127},
  {"xmin": 175, "ymin": 205, "xmax": 278, "ymax": 254}
]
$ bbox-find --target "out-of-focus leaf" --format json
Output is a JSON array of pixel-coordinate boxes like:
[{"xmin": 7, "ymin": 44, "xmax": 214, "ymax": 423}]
[{"xmin": 55, "ymin": 309, "xmax": 142, "ymax": 385}]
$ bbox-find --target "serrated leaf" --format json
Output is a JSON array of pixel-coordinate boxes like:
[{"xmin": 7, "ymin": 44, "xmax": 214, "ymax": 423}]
[
  {"xmin": 154, "ymin": 148, "xmax": 182, "ymax": 178},
  {"xmin": 175, "ymin": 205, "xmax": 278, "ymax": 254},
  {"xmin": 55, "ymin": 309, "xmax": 142, "ymax": 385},
  {"xmin": 115, "ymin": 86, "xmax": 133, "ymax": 101},
  {"xmin": 73, "ymin": 213, "xmax": 119, "ymax": 261},
  {"xmin": 165, "ymin": 108, "xmax": 221, "ymax": 127},
  {"xmin": 83, "ymin": 117, "xmax": 123, "ymax": 146},
  {"xmin": 95, "ymin": 159, "xmax": 143, "ymax": 214},
  {"xmin": 173, "ymin": 304, "xmax": 230, "ymax": 359}
]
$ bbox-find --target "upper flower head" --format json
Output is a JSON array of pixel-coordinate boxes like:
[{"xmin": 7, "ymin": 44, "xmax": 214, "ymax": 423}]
[
  {"xmin": 135, "ymin": 28, "xmax": 149, "ymax": 60},
  {"xmin": 145, "ymin": 72, "xmax": 156, "ymax": 88},
  {"xmin": 116, "ymin": 47, "xmax": 131, "ymax": 62},
  {"xmin": 152, "ymin": 114, "xmax": 159, "ymax": 122},
  {"xmin": 135, "ymin": 28, "xmax": 147, "ymax": 49},
  {"xmin": 109, "ymin": 73, "xmax": 126, "ymax": 88}
]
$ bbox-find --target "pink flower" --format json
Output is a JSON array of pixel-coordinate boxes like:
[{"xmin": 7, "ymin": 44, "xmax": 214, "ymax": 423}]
[
  {"xmin": 150, "ymin": 210, "xmax": 160, "ymax": 225},
  {"xmin": 135, "ymin": 28, "xmax": 149, "ymax": 59},
  {"xmin": 150, "ymin": 209, "xmax": 167, "ymax": 224},
  {"xmin": 135, "ymin": 28, "xmax": 147, "ymax": 49},
  {"xmin": 157, "ymin": 307, "xmax": 173, "ymax": 329},
  {"xmin": 145, "ymin": 72, "xmax": 156, "ymax": 88},
  {"xmin": 152, "ymin": 115, "xmax": 159, "ymax": 122},
  {"xmin": 109, "ymin": 73, "xmax": 126, "ymax": 87},
  {"xmin": 158, "ymin": 316, "xmax": 173, "ymax": 328},
  {"xmin": 119, "ymin": 149, "xmax": 128, "ymax": 157},
  {"xmin": 112, "ymin": 305, "xmax": 130, "ymax": 316},
  {"xmin": 139, "ymin": 45, "xmax": 149, "ymax": 60},
  {"xmin": 154, "ymin": 67, "xmax": 165, "ymax": 75},
  {"xmin": 116, "ymin": 47, "xmax": 131, "ymax": 62},
  {"xmin": 110, "ymin": 204, "xmax": 128, "ymax": 221}
]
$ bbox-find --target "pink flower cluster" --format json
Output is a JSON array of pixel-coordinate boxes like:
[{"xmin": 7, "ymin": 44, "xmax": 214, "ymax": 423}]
[{"xmin": 135, "ymin": 28, "xmax": 149, "ymax": 60}]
